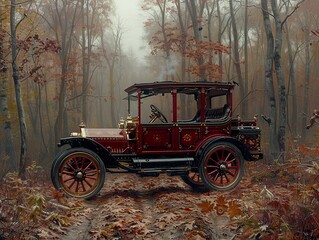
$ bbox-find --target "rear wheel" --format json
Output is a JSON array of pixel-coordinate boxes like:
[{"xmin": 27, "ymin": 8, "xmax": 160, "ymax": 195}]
[
  {"xmin": 51, "ymin": 148, "xmax": 106, "ymax": 199},
  {"xmin": 199, "ymin": 142, "xmax": 244, "ymax": 191},
  {"xmin": 181, "ymin": 171, "xmax": 210, "ymax": 192}
]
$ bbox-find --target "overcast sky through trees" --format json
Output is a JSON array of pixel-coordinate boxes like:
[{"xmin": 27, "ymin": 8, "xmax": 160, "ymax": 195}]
[{"xmin": 114, "ymin": 0, "xmax": 148, "ymax": 63}]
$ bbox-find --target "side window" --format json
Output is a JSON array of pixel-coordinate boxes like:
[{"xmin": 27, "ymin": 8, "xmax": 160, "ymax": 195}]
[
  {"xmin": 209, "ymin": 95, "xmax": 227, "ymax": 109},
  {"xmin": 177, "ymin": 94, "xmax": 197, "ymax": 121},
  {"xmin": 140, "ymin": 94, "xmax": 172, "ymax": 123},
  {"xmin": 205, "ymin": 94, "xmax": 229, "ymax": 120}
]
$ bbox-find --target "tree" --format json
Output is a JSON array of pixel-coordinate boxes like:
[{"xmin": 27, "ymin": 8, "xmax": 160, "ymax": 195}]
[
  {"xmin": 261, "ymin": 0, "xmax": 278, "ymax": 162},
  {"xmin": 10, "ymin": 0, "xmax": 28, "ymax": 178},
  {"xmin": 284, "ymin": 0, "xmax": 298, "ymax": 138},
  {"xmin": 300, "ymin": 7, "xmax": 312, "ymax": 141},
  {"xmin": 185, "ymin": 0, "xmax": 205, "ymax": 79},
  {"xmin": 80, "ymin": 0, "xmax": 112, "ymax": 124},
  {"xmin": 45, "ymin": 0, "xmax": 81, "ymax": 147},
  {"xmin": 144, "ymin": 0, "xmax": 228, "ymax": 81},
  {"xmin": 101, "ymin": 22, "xmax": 123, "ymax": 127},
  {"xmin": 261, "ymin": 0, "xmax": 304, "ymax": 162},
  {"xmin": 229, "ymin": 0, "xmax": 245, "ymax": 117},
  {"xmin": 270, "ymin": 0, "xmax": 287, "ymax": 162},
  {"xmin": 0, "ymin": 4, "xmax": 16, "ymax": 172}
]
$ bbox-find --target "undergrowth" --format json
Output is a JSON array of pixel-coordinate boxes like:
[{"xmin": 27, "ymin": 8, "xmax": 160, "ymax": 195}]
[{"xmin": 0, "ymin": 161, "xmax": 78, "ymax": 239}]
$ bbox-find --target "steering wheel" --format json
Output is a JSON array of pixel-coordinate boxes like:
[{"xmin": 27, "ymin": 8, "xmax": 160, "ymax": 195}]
[{"xmin": 150, "ymin": 104, "xmax": 168, "ymax": 123}]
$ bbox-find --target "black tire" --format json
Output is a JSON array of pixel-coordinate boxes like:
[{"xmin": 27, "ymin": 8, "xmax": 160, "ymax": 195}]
[
  {"xmin": 51, "ymin": 147, "xmax": 106, "ymax": 199},
  {"xmin": 181, "ymin": 171, "xmax": 210, "ymax": 192},
  {"xmin": 199, "ymin": 142, "xmax": 244, "ymax": 191}
]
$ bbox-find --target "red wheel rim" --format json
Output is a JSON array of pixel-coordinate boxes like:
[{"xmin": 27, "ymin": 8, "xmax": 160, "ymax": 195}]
[
  {"xmin": 203, "ymin": 146, "xmax": 240, "ymax": 187},
  {"xmin": 188, "ymin": 171, "xmax": 203, "ymax": 185},
  {"xmin": 59, "ymin": 152, "xmax": 101, "ymax": 197}
]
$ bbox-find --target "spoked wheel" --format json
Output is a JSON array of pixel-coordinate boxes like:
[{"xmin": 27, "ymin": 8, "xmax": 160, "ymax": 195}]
[
  {"xmin": 199, "ymin": 142, "xmax": 244, "ymax": 191},
  {"xmin": 51, "ymin": 148, "xmax": 106, "ymax": 199},
  {"xmin": 181, "ymin": 171, "xmax": 210, "ymax": 192}
]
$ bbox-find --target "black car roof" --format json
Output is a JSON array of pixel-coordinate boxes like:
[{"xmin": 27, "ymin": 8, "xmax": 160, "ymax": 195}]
[{"xmin": 124, "ymin": 81, "xmax": 235, "ymax": 96}]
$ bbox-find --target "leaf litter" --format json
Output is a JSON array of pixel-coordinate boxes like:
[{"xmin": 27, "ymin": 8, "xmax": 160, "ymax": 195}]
[{"xmin": 1, "ymin": 161, "xmax": 319, "ymax": 239}]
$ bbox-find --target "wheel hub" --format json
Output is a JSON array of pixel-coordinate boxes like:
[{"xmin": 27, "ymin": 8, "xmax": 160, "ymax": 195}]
[
  {"xmin": 219, "ymin": 163, "xmax": 227, "ymax": 171},
  {"xmin": 74, "ymin": 170, "xmax": 86, "ymax": 182}
]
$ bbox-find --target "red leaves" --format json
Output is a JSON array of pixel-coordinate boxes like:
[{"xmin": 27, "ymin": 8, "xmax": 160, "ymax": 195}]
[
  {"xmin": 298, "ymin": 144, "xmax": 319, "ymax": 158},
  {"xmin": 16, "ymin": 34, "xmax": 60, "ymax": 84}
]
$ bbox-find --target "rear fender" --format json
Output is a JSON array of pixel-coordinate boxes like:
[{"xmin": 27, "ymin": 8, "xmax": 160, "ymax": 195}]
[
  {"xmin": 58, "ymin": 137, "xmax": 118, "ymax": 167},
  {"xmin": 196, "ymin": 136, "xmax": 253, "ymax": 161}
]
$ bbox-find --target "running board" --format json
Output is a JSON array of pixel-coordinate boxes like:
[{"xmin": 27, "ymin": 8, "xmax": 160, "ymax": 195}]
[
  {"xmin": 133, "ymin": 157, "xmax": 194, "ymax": 163},
  {"xmin": 138, "ymin": 167, "xmax": 191, "ymax": 177}
]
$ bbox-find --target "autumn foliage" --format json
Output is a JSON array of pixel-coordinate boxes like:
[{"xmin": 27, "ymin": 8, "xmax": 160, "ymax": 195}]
[{"xmin": 144, "ymin": 0, "xmax": 230, "ymax": 80}]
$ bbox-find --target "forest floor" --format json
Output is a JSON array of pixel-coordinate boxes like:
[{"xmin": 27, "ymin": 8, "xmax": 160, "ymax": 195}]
[{"xmin": 1, "ymin": 156, "xmax": 319, "ymax": 240}]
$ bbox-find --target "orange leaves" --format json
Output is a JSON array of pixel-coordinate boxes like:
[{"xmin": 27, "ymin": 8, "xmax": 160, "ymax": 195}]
[
  {"xmin": 197, "ymin": 195, "xmax": 243, "ymax": 219},
  {"xmin": 197, "ymin": 199, "xmax": 214, "ymax": 213},
  {"xmin": 298, "ymin": 144, "xmax": 309, "ymax": 155},
  {"xmin": 186, "ymin": 62, "xmax": 222, "ymax": 79},
  {"xmin": 215, "ymin": 195, "xmax": 228, "ymax": 215},
  {"xmin": 228, "ymin": 200, "xmax": 243, "ymax": 219}
]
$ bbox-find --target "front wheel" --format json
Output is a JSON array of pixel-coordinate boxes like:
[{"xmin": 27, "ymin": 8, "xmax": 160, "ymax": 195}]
[
  {"xmin": 51, "ymin": 148, "xmax": 106, "ymax": 199},
  {"xmin": 199, "ymin": 142, "xmax": 244, "ymax": 191}
]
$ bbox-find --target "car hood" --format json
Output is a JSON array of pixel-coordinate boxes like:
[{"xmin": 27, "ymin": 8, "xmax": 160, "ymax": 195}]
[{"xmin": 81, "ymin": 128, "xmax": 127, "ymax": 140}]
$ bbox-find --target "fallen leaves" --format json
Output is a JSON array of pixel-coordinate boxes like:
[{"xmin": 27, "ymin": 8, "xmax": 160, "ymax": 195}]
[
  {"xmin": 197, "ymin": 199, "xmax": 214, "ymax": 213},
  {"xmin": 1, "ymin": 161, "xmax": 319, "ymax": 239}
]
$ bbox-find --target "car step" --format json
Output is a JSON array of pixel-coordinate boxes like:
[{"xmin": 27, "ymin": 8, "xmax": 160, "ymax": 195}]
[{"xmin": 138, "ymin": 167, "xmax": 190, "ymax": 177}]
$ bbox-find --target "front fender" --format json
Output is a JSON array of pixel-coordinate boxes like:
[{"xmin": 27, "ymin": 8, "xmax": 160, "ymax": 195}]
[{"xmin": 58, "ymin": 137, "xmax": 118, "ymax": 166}]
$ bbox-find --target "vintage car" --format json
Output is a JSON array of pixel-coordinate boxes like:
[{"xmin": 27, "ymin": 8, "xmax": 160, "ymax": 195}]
[{"xmin": 51, "ymin": 81, "xmax": 263, "ymax": 199}]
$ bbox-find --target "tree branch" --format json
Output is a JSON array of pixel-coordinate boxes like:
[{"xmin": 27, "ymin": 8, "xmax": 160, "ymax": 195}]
[{"xmin": 281, "ymin": 0, "xmax": 305, "ymax": 27}]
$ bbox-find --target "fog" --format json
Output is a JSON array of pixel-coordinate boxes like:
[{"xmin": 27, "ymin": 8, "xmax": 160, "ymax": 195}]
[{"xmin": 114, "ymin": 0, "xmax": 149, "ymax": 63}]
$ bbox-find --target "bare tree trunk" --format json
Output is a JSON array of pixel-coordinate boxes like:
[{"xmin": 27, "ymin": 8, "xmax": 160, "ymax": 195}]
[
  {"xmin": 44, "ymin": 83, "xmax": 54, "ymax": 156},
  {"xmin": 54, "ymin": 66, "xmax": 68, "ymax": 147},
  {"xmin": 243, "ymin": 0, "xmax": 249, "ymax": 117},
  {"xmin": 174, "ymin": 0, "xmax": 188, "ymax": 118},
  {"xmin": 301, "ymin": 25, "xmax": 311, "ymax": 140},
  {"xmin": 271, "ymin": 0, "xmax": 287, "ymax": 162},
  {"xmin": 284, "ymin": 3, "xmax": 297, "ymax": 138},
  {"xmin": 101, "ymin": 24, "xmax": 122, "ymax": 127},
  {"xmin": 53, "ymin": 0, "xmax": 80, "ymax": 147},
  {"xmin": 261, "ymin": 0, "xmax": 278, "ymax": 163},
  {"xmin": 157, "ymin": 0, "xmax": 174, "ymax": 81},
  {"xmin": 81, "ymin": 0, "xmax": 88, "ymax": 124},
  {"xmin": 186, "ymin": 0, "xmax": 205, "ymax": 79},
  {"xmin": 81, "ymin": 0, "xmax": 94, "ymax": 125},
  {"xmin": 229, "ymin": 0, "xmax": 244, "ymax": 117},
  {"xmin": 0, "ymin": 13, "xmax": 16, "ymax": 170},
  {"xmin": 175, "ymin": 0, "xmax": 187, "ymax": 82},
  {"xmin": 205, "ymin": 0, "xmax": 216, "ymax": 81},
  {"xmin": 216, "ymin": 0, "xmax": 223, "ymax": 79},
  {"xmin": 10, "ymin": 0, "xmax": 28, "ymax": 179}
]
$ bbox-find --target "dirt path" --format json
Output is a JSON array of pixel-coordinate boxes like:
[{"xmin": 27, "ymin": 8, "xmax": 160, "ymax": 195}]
[{"xmin": 62, "ymin": 173, "xmax": 236, "ymax": 240}]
